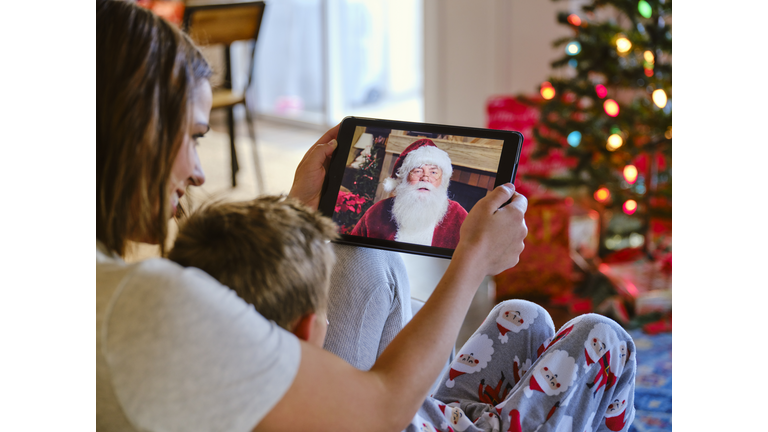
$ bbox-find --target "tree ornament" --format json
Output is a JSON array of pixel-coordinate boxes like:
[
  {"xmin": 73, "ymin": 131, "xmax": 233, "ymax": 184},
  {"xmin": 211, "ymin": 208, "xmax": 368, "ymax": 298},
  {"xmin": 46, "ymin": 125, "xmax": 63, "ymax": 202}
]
[{"xmin": 567, "ymin": 14, "xmax": 582, "ymax": 26}]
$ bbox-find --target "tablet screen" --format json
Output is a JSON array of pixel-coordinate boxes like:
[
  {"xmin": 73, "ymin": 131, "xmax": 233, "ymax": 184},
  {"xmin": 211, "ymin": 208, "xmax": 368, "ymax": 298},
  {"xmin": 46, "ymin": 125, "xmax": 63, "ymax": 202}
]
[{"xmin": 321, "ymin": 118, "xmax": 522, "ymax": 258}]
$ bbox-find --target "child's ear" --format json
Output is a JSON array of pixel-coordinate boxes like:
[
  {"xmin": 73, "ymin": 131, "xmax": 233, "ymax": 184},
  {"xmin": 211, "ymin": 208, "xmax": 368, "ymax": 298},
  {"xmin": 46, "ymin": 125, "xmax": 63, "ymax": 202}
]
[{"xmin": 290, "ymin": 313, "xmax": 317, "ymax": 342}]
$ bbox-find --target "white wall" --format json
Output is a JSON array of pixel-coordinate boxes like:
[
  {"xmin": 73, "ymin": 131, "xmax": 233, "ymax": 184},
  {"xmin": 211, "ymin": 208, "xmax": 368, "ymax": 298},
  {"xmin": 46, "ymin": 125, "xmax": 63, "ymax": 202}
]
[{"xmin": 424, "ymin": 0, "xmax": 572, "ymax": 127}]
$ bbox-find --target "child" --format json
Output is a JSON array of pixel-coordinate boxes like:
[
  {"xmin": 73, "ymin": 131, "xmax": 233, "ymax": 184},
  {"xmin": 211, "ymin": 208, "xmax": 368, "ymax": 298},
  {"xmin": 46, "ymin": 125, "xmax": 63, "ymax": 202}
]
[{"xmin": 168, "ymin": 195, "xmax": 337, "ymax": 347}]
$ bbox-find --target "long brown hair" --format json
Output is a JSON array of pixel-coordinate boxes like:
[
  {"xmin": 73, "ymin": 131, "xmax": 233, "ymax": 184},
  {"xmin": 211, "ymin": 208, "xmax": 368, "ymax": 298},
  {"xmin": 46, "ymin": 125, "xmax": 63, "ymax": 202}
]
[{"xmin": 96, "ymin": 0, "xmax": 212, "ymax": 257}]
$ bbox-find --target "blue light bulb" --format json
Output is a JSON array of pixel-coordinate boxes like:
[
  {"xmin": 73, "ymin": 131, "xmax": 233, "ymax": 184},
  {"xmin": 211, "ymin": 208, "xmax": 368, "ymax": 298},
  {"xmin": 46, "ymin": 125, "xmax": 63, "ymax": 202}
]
[
  {"xmin": 567, "ymin": 131, "xmax": 582, "ymax": 147},
  {"xmin": 565, "ymin": 41, "xmax": 582, "ymax": 56}
]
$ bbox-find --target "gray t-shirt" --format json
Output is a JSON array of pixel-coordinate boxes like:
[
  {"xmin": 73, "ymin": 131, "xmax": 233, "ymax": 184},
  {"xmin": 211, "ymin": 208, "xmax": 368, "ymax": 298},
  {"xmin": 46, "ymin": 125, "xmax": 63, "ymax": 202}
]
[{"xmin": 96, "ymin": 242, "xmax": 300, "ymax": 431}]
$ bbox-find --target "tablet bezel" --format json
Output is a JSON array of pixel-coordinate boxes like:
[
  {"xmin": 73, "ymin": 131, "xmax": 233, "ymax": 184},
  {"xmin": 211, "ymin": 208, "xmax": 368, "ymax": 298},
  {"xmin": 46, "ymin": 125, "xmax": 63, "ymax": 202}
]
[{"xmin": 318, "ymin": 116, "xmax": 524, "ymax": 259}]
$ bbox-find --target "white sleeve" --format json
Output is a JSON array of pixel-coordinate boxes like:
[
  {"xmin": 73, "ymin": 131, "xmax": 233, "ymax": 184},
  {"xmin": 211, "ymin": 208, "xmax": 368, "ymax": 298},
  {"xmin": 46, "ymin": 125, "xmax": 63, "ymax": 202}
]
[{"xmin": 102, "ymin": 259, "xmax": 300, "ymax": 432}]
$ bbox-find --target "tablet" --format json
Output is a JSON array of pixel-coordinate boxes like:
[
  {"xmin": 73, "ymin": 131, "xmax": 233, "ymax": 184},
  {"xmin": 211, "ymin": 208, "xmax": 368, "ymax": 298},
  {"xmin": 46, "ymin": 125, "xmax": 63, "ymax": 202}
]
[{"xmin": 318, "ymin": 117, "xmax": 524, "ymax": 259}]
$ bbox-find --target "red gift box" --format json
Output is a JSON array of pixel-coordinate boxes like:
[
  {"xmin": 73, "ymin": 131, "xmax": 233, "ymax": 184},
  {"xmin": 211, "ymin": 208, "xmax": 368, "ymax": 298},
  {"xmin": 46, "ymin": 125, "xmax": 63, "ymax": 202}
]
[{"xmin": 494, "ymin": 197, "xmax": 572, "ymax": 301}]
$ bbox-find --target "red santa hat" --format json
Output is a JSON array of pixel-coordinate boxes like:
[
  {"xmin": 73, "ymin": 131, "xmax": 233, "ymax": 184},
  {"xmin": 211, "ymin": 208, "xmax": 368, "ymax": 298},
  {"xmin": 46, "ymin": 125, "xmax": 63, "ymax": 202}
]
[
  {"xmin": 382, "ymin": 139, "xmax": 454, "ymax": 193},
  {"xmin": 445, "ymin": 368, "xmax": 466, "ymax": 388},
  {"xmin": 604, "ymin": 408, "xmax": 626, "ymax": 431}
]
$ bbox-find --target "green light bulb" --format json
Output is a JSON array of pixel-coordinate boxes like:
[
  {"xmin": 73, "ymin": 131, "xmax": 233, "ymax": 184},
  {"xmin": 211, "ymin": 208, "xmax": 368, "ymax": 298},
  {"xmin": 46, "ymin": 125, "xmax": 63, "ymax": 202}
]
[{"xmin": 638, "ymin": 0, "xmax": 652, "ymax": 19}]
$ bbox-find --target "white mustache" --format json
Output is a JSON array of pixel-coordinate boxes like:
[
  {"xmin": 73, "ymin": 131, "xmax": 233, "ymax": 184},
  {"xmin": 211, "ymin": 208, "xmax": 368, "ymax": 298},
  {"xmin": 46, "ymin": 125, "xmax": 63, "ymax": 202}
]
[{"xmin": 412, "ymin": 181, "xmax": 436, "ymax": 191}]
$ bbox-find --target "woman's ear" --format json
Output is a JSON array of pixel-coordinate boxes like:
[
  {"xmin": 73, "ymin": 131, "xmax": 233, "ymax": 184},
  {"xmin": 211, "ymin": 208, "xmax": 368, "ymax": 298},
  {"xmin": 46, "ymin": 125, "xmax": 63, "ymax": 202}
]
[{"xmin": 290, "ymin": 313, "xmax": 317, "ymax": 342}]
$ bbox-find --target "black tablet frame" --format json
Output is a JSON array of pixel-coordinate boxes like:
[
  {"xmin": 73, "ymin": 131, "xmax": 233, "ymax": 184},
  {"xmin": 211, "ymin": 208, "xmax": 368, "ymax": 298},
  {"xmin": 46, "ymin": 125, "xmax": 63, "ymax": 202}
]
[{"xmin": 317, "ymin": 116, "xmax": 524, "ymax": 259}]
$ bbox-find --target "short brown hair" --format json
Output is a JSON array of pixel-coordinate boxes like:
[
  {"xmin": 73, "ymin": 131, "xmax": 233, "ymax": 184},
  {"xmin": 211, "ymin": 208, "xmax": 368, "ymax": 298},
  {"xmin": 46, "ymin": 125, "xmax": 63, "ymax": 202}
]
[
  {"xmin": 168, "ymin": 196, "xmax": 338, "ymax": 330},
  {"xmin": 96, "ymin": 0, "xmax": 212, "ymax": 257}
]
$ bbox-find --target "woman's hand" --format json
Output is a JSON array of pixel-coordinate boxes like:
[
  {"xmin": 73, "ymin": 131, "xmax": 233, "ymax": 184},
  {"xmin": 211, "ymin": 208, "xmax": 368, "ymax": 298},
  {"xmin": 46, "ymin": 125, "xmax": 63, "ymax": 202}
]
[
  {"xmin": 288, "ymin": 124, "xmax": 341, "ymax": 210},
  {"xmin": 453, "ymin": 183, "xmax": 529, "ymax": 276}
]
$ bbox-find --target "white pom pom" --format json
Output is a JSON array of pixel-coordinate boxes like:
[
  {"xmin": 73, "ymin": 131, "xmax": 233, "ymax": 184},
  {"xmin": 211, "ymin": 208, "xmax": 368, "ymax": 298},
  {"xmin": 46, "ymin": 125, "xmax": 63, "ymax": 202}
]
[
  {"xmin": 499, "ymin": 333, "xmax": 508, "ymax": 344},
  {"xmin": 382, "ymin": 177, "xmax": 399, "ymax": 193},
  {"xmin": 445, "ymin": 379, "xmax": 455, "ymax": 389}
]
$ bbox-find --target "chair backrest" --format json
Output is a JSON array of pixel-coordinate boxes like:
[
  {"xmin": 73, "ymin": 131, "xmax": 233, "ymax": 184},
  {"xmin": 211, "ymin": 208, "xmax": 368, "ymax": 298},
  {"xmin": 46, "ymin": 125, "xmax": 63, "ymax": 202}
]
[{"xmin": 182, "ymin": 1, "xmax": 265, "ymax": 47}]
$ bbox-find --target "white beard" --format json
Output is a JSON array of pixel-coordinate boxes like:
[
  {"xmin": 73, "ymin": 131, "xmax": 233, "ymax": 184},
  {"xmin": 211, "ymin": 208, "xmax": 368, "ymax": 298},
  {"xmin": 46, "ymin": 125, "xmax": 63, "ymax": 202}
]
[{"xmin": 391, "ymin": 180, "xmax": 450, "ymax": 245}]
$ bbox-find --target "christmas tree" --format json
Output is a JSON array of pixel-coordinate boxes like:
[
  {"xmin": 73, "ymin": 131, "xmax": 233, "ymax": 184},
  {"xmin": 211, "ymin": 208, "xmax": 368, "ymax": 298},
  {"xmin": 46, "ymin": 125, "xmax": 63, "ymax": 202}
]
[{"xmin": 525, "ymin": 0, "xmax": 672, "ymax": 257}]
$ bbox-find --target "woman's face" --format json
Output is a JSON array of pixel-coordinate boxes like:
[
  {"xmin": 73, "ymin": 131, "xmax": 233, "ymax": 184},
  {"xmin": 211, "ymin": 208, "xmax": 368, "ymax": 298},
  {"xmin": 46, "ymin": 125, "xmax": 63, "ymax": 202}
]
[{"xmin": 168, "ymin": 79, "xmax": 212, "ymax": 218}]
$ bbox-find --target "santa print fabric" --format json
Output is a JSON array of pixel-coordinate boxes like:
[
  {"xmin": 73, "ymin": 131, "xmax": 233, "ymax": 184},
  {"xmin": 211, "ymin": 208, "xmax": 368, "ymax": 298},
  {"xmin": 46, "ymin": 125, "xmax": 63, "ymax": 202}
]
[
  {"xmin": 350, "ymin": 197, "xmax": 467, "ymax": 249},
  {"xmin": 403, "ymin": 300, "xmax": 637, "ymax": 432}
]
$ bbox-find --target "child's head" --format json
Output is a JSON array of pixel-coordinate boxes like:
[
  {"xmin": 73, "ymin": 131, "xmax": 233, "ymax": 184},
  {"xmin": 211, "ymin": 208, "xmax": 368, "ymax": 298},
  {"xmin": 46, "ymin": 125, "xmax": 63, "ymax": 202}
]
[{"xmin": 168, "ymin": 196, "xmax": 338, "ymax": 347}]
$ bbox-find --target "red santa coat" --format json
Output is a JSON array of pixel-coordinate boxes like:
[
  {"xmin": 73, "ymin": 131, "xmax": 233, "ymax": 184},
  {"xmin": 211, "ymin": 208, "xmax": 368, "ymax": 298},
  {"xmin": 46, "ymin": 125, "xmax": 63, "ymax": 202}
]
[{"xmin": 351, "ymin": 197, "xmax": 467, "ymax": 248}]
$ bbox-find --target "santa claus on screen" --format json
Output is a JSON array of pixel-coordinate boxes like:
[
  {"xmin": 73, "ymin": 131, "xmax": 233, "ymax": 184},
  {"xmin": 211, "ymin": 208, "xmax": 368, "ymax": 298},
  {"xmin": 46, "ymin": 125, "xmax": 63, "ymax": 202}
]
[{"xmin": 350, "ymin": 139, "xmax": 468, "ymax": 248}]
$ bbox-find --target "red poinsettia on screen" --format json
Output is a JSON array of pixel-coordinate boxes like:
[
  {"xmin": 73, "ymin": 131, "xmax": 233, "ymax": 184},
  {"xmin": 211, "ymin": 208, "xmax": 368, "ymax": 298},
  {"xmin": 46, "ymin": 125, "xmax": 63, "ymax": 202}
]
[
  {"xmin": 335, "ymin": 192, "xmax": 367, "ymax": 235},
  {"xmin": 335, "ymin": 191, "xmax": 366, "ymax": 214}
]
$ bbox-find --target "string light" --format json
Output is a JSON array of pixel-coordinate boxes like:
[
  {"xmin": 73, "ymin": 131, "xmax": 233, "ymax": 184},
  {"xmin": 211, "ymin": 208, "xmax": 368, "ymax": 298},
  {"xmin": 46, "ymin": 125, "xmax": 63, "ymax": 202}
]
[
  {"xmin": 567, "ymin": 131, "xmax": 582, "ymax": 147},
  {"xmin": 644, "ymin": 50, "xmax": 655, "ymax": 63},
  {"xmin": 606, "ymin": 134, "xmax": 623, "ymax": 151},
  {"xmin": 644, "ymin": 67, "xmax": 654, "ymax": 77},
  {"xmin": 638, "ymin": 0, "xmax": 652, "ymax": 19},
  {"xmin": 604, "ymin": 99, "xmax": 620, "ymax": 117},
  {"xmin": 541, "ymin": 82, "xmax": 556, "ymax": 100},
  {"xmin": 652, "ymin": 89, "xmax": 668, "ymax": 108},
  {"xmin": 567, "ymin": 14, "xmax": 582, "ymax": 26},
  {"xmin": 616, "ymin": 36, "xmax": 632, "ymax": 53},
  {"xmin": 623, "ymin": 165, "xmax": 638, "ymax": 183},
  {"xmin": 565, "ymin": 41, "xmax": 582, "ymax": 55},
  {"xmin": 595, "ymin": 84, "xmax": 608, "ymax": 98},
  {"xmin": 665, "ymin": 127, "xmax": 672, "ymax": 139},
  {"xmin": 594, "ymin": 187, "xmax": 610, "ymax": 203},
  {"xmin": 623, "ymin": 199, "xmax": 638, "ymax": 215},
  {"xmin": 569, "ymin": 59, "xmax": 578, "ymax": 68}
]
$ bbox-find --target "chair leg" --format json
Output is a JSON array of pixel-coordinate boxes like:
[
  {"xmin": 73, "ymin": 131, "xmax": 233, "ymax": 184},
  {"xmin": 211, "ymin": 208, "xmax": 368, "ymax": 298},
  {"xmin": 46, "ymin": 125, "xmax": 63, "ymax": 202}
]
[
  {"xmin": 243, "ymin": 103, "xmax": 264, "ymax": 194},
  {"xmin": 226, "ymin": 106, "xmax": 238, "ymax": 187}
]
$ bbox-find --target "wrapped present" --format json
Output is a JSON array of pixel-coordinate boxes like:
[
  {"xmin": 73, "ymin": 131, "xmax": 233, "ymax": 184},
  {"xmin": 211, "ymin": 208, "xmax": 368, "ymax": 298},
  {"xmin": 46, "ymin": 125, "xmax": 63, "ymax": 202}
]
[
  {"xmin": 597, "ymin": 255, "xmax": 672, "ymax": 317},
  {"xmin": 486, "ymin": 95, "xmax": 575, "ymax": 198},
  {"xmin": 494, "ymin": 197, "xmax": 572, "ymax": 301}
]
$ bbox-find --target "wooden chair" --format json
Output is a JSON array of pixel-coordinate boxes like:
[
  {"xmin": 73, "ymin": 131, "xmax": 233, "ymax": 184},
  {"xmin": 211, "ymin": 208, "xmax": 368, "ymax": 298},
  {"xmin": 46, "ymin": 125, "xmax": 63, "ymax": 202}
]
[{"xmin": 182, "ymin": 1, "xmax": 266, "ymax": 189}]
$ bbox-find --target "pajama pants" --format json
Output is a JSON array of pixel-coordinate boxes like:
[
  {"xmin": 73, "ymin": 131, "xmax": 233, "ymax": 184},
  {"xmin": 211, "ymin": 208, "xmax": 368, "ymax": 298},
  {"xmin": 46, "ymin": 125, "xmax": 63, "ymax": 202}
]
[{"xmin": 325, "ymin": 245, "xmax": 637, "ymax": 432}]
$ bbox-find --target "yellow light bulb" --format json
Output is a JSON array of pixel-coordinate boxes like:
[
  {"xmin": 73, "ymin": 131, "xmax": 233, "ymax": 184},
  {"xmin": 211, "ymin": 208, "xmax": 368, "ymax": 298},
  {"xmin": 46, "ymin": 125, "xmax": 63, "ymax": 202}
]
[
  {"xmin": 623, "ymin": 165, "xmax": 638, "ymax": 183},
  {"xmin": 606, "ymin": 134, "xmax": 623, "ymax": 151},
  {"xmin": 644, "ymin": 50, "xmax": 655, "ymax": 64},
  {"xmin": 665, "ymin": 127, "xmax": 672, "ymax": 139},
  {"xmin": 616, "ymin": 37, "xmax": 632, "ymax": 53},
  {"xmin": 652, "ymin": 89, "xmax": 668, "ymax": 108},
  {"xmin": 594, "ymin": 187, "xmax": 610, "ymax": 203},
  {"xmin": 541, "ymin": 86, "xmax": 556, "ymax": 100},
  {"xmin": 623, "ymin": 200, "xmax": 638, "ymax": 215}
]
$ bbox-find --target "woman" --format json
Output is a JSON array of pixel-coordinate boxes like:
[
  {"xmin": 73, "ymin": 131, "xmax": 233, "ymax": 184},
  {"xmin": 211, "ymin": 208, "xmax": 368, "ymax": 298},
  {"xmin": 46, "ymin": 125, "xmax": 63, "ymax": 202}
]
[
  {"xmin": 97, "ymin": 1, "xmax": 528, "ymax": 430},
  {"xmin": 97, "ymin": 2, "xmax": 636, "ymax": 431}
]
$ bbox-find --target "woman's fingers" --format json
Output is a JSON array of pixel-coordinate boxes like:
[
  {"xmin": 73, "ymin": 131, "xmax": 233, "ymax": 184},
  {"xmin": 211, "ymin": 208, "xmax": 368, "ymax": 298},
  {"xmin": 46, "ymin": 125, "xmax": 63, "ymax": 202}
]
[
  {"xmin": 456, "ymin": 183, "xmax": 529, "ymax": 275},
  {"xmin": 288, "ymin": 125, "xmax": 341, "ymax": 209}
]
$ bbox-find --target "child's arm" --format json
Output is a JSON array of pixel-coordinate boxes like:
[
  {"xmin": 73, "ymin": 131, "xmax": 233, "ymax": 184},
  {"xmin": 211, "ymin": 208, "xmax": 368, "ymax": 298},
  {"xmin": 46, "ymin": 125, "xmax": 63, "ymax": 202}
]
[{"xmin": 256, "ymin": 184, "xmax": 528, "ymax": 432}]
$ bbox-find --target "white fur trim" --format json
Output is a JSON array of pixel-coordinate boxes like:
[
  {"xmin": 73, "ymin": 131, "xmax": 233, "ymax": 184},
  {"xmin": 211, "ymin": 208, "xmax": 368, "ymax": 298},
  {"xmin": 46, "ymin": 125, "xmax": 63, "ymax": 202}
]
[{"xmin": 397, "ymin": 146, "xmax": 454, "ymax": 184}]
